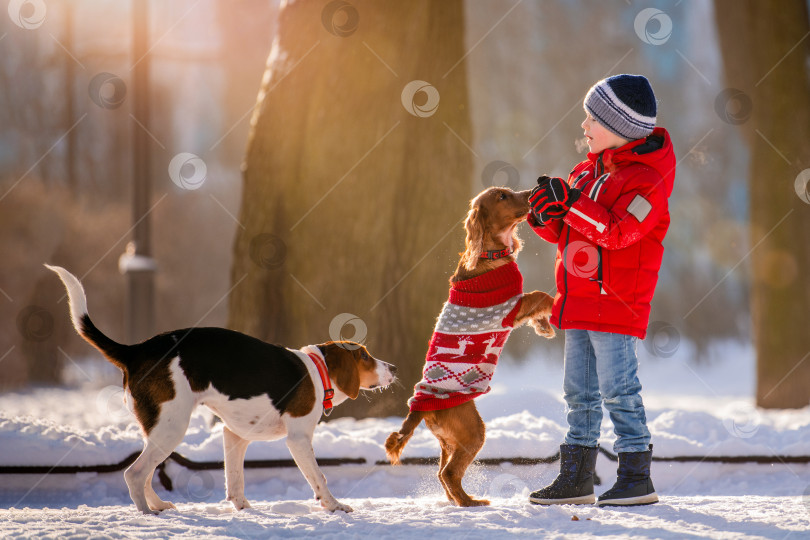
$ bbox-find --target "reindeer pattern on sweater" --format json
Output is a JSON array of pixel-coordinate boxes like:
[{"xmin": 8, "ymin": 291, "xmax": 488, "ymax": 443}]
[{"xmin": 408, "ymin": 262, "xmax": 524, "ymax": 412}]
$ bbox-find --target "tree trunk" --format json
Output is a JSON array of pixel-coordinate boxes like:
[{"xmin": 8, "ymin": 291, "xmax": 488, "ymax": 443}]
[
  {"xmin": 714, "ymin": 1, "xmax": 810, "ymax": 408},
  {"xmin": 229, "ymin": 1, "xmax": 472, "ymax": 417}
]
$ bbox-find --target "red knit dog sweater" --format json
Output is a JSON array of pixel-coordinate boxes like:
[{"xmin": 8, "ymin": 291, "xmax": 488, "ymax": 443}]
[{"xmin": 408, "ymin": 262, "xmax": 524, "ymax": 412}]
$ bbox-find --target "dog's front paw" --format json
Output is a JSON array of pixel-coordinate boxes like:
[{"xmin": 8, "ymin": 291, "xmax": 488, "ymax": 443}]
[
  {"xmin": 322, "ymin": 498, "xmax": 353, "ymax": 513},
  {"xmin": 530, "ymin": 317, "xmax": 555, "ymax": 339},
  {"xmin": 227, "ymin": 495, "xmax": 251, "ymax": 511},
  {"xmin": 138, "ymin": 506, "xmax": 161, "ymax": 515}
]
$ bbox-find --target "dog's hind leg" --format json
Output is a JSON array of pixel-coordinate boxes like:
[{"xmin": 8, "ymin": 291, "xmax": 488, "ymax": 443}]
[
  {"xmin": 437, "ymin": 440, "xmax": 453, "ymax": 502},
  {"xmin": 223, "ymin": 426, "xmax": 252, "ymax": 510},
  {"xmin": 144, "ymin": 469, "xmax": 176, "ymax": 512},
  {"xmin": 126, "ymin": 431, "xmax": 186, "ymax": 514},
  {"xmin": 127, "ymin": 412, "xmax": 191, "ymax": 513},
  {"xmin": 126, "ymin": 387, "xmax": 194, "ymax": 512},
  {"xmin": 434, "ymin": 401, "xmax": 489, "ymax": 507}
]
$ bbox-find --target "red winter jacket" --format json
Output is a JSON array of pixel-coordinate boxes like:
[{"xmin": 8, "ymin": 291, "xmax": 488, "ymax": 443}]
[{"xmin": 529, "ymin": 127, "xmax": 676, "ymax": 339}]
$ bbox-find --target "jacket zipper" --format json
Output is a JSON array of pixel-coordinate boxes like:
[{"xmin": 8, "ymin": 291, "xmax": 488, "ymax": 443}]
[
  {"xmin": 594, "ymin": 246, "xmax": 605, "ymax": 295},
  {"xmin": 594, "ymin": 156, "xmax": 606, "ymax": 295},
  {"xmin": 560, "ymin": 158, "xmax": 605, "ymax": 325},
  {"xmin": 558, "ymin": 224, "xmax": 572, "ymax": 325}
]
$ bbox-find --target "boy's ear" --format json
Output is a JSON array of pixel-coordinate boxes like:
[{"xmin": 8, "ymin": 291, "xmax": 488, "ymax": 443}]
[{"xmin": 462, "ymin": 206, "xmax": 486, "ymax": 271}]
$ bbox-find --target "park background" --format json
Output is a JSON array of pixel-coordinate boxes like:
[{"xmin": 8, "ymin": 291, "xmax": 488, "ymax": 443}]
[
  {"xmin": 1, "ymin": 1, "xmax": 808, "ymax": 415},
  {"xmin": 2, "ymin": 2, "xmax": 810, "ymax": 538}
]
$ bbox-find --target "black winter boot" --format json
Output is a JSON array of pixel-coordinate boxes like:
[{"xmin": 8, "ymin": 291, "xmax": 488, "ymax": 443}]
[
  {"xmin": 528, "ymin": 444, "xmax": 598, "ymax": 505},
  {"xmin": 597, "ymin": 445, "xmax": 658, "ymax": 506}
]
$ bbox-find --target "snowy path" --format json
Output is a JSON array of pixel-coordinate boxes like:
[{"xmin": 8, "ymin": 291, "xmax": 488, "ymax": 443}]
[
  {"xmin": 2, "ymin": 459, "xmax": 809, "ymax": 539},
  {"xmin": 2, "ymin": 344, "xmax": 810, "ymax": 538},
  {"xmin": 2, "ymin": 497, "xmax": 806, "ymax": 540},
  {"xmin": 2, "ymin": 471, "xmax": 808, "ymax": 540}
]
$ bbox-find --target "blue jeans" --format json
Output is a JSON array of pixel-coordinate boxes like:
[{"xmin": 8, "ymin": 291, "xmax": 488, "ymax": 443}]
[{"xmin": 562, "ymin": 329, "xmax": 651, "ymax": 453}]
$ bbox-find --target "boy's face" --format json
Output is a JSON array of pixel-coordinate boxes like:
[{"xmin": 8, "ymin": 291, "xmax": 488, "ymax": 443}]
[{"xmin": 581, "ymin": 114, "xmax": 630, "ymax": 154}]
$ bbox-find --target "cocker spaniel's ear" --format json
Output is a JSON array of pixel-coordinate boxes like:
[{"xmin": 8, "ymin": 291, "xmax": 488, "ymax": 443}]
[{"xmin": 462, "ymin": 206, "xmax": 486, "ymax": 271}]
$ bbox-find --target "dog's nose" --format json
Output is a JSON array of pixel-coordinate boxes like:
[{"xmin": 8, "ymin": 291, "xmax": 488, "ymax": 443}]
[{"xmin": 388, "ymin": 363, "xmax": 397, "ymax": 376}]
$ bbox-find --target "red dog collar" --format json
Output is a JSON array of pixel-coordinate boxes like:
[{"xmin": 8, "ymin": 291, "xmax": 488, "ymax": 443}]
[
  {"xmin": 479, "ymin": 247, "xmax": 512, "ymax": 260},
  {"xmin": 307, "ymin": 351, "xmax": 335, "ymax": 416}
]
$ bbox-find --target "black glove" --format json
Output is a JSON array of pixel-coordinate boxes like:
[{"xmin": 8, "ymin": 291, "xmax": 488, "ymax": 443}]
[
  {"xmin": 529, "ymin": 176, "xmax": 564, "ymax": 223},
  {"xmin": 529, "ymin": 175, "xmax": 581, "ymax": 223}
]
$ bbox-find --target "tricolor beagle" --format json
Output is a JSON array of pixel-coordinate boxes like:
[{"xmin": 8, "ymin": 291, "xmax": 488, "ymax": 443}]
[{"xmin": 47, "ymin": 265, "xmax": 396, "ymax": 514}]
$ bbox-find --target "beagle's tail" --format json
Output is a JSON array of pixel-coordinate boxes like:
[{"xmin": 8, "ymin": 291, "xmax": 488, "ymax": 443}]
[
  {"xmin": 384, "ymin": 410, "xmax": 425, "ymax": 465},
  {"xmin": 45, "ymin": 264, "xmax": 131, "ymax": 372}
]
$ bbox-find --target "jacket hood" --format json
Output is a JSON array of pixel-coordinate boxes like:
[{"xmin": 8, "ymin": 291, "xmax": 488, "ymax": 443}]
[{"xmin": 587, "ymin": 127, "xmax": 676, "ymax": 196}]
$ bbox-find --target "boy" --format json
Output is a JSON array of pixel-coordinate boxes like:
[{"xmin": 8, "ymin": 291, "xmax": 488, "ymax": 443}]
[{"xmin": 527, "ymin": 74, "xmax": 675, "ymax": 506}]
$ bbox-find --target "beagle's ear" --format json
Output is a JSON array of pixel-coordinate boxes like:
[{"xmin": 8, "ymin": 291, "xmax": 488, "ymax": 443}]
[
  {"xmin": 462, "ymin": 206, "xmax": 486, "ymax": 271},
  {"xmin": 323, "ymin": 344, "xmax": 360, "ymax": 400}
]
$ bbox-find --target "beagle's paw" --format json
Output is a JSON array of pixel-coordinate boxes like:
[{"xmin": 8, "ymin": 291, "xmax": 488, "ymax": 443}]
[
  {"xmin": 227, "ymin": 495, "xmax": 251, "ymax": 511},
  {"xmin": 530, "ymin": 317, "xmax": 555, "ymax": 339},
  {"xmin": 138, "ymin": 506, "xmax": 162, "ymax": 515},
  {"xmin": 148, "ymin": 500, "xmax": 176, "ymax": 512},
  {"xmin": 322, "ymin": 498, "xmax": 353, "ymax": 513}
]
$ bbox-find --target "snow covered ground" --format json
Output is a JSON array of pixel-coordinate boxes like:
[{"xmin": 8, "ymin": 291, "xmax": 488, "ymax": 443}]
[{"xmin": 1, "ymin": 339, "xmax": 809, "ymax": 539}]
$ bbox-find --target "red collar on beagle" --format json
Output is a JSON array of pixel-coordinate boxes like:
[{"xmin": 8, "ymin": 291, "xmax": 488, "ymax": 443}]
[{"xmin": 302, "ymin": 345, "xmax": 335, "ymax": 416}]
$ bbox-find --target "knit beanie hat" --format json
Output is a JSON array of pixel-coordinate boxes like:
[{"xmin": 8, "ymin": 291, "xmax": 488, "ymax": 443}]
[{"xmin": 583, "ymin": 74, "xmax": 657, "ymax": 141}]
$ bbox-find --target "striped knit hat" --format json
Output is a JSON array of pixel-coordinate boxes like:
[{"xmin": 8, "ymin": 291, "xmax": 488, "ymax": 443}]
[{"xmin": 584, "ymin": 74, "xmax": 657, "ymax": 141}]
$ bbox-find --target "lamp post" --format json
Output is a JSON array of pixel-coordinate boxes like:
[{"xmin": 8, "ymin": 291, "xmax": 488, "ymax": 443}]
[
  {"xmin": 120, "ymin": 0, "xmax": 156, "ymax": 343},
  {"xmin": 64, "ymin": 0, "xmax": 76, "ymax": 194}
]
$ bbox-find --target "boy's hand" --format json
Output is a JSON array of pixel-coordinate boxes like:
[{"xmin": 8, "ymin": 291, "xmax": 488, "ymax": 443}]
[
  {"xmin": 529, "ymin": 176, "xmax": 566, "ymax": 224},
  {"xmin": 529, "ymin": 174, "xmax": 565, "ymax": 221},
  {"xmin": 529, "ymin": 176, "xmax": 581, "ymax": 223}
]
